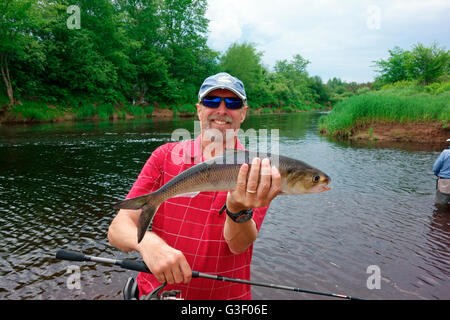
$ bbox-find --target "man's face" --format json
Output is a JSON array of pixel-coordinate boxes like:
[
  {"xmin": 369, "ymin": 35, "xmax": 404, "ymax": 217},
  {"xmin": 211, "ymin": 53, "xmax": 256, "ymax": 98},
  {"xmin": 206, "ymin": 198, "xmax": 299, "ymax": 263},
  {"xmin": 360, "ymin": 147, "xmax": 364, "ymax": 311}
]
[{"xmin": 196, "ymin": 89, "xmax": 247, "ymax": 138}]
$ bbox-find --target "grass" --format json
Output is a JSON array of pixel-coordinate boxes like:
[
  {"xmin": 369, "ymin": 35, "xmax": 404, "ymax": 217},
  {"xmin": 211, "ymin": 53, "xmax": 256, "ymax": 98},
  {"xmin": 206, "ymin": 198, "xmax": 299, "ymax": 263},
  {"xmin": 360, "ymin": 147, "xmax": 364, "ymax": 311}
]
[
  {"xmin": 76, "ymin": 103, "xmax": 96, "ymax": 119},
  {"xmin": 319, "ymin": 86, "xmax": 450, "ymax": 137},
  {"xmin": 177, "ymin": 104, "xmax": 196, "ymax": 115},
  {"xmin": 2, "ymin": 98, "xmax": 155, "ymax": 122},
  {"xmin": 11, "ymin": 101, "xmax": 64, "ymax": 121}
]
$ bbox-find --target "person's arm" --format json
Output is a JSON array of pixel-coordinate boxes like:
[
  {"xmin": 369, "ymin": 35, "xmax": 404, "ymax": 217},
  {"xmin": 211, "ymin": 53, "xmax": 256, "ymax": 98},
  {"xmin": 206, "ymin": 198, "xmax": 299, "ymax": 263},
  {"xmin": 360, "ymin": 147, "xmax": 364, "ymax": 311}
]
[
  {"xmin": 108, "ymin": 145, "xmax": 191, "ymax": 284},
  {"xmin": 108, "ymin": 209, "xmax": 192, "ymax": 284},
  {"xmin": 224, "ymin": 157, "xmax": 281, "ymax": 254},
  {"xmin": 433, "ymin": 152, "xmax": 444, "ymax": 176}
]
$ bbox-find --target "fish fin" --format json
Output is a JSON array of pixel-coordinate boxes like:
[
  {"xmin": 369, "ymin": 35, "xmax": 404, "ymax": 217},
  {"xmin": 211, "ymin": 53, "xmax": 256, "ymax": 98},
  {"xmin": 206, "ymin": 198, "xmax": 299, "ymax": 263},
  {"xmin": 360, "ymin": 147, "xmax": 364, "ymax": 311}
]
[
  {"xmin": 137, "ymin": 203, "xmax": 160, "ymax": 243},
  {"xmin": 113, "ymin": 194, "xmax": 149, "ymax": 210},
  {"xmin": 171, "ymin": 191, "xmax": 200, "ymax": 198}
]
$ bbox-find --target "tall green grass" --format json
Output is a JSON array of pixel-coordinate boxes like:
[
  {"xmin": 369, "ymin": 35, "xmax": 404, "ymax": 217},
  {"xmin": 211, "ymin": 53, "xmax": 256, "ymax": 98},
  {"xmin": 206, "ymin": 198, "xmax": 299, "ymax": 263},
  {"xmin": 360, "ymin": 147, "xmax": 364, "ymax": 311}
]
[
  {"xmin": 11, "ymin": 101, "xmax": 63, "ymax": 121},
  {"xmin": 319, "ymin": 89, "xmax": 449, "ymax": 137}
]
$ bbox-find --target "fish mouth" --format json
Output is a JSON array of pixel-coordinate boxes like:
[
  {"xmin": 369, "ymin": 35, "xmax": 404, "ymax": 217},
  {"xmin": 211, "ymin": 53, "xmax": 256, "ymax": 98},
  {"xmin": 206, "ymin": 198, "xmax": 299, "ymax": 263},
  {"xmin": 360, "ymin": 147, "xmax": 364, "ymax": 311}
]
[{"xmin": 309, "ymin": 184, "xmax": 332, "ymax": 193}]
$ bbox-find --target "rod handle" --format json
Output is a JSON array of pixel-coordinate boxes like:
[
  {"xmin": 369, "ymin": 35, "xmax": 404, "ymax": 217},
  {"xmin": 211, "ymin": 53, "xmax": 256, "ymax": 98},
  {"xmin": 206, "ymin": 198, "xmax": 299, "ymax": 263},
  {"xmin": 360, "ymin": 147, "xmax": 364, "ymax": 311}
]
[
  {"xmin": 119, "ymin": 259, "xmax": 151, "ymax": 273},
  {"xmin": 56, "ymin": 249, "xmax": 88, "ymax": 262}
]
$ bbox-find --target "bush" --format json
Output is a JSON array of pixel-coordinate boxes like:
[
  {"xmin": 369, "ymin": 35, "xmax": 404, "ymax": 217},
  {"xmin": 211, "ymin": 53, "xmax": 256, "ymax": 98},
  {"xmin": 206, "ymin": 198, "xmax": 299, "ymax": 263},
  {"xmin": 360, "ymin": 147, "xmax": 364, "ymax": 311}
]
[
  {"xmin": 76, "ymin": 103, "xmax": 96, "ymax": 119},
  {"xmin": 12, "ymin": 101, "xmax": 60, "ymax": 121},
  {"xmin": 177, "ymin": 104, "xmax": 196, "ymax": 114},
  {"xmin": 124, "ymin": 104, "xmax": 145, "ymax": 117},
  {"xmin": 259, "ymin": 107, "xmax": 273, "ymax": 114},
  {"xmin": 280, "ymin": 106, "xmax": 294, "ymax": 112},
  {"xmin": 144, "ymin": 106, "xmax": 153, "ymax": 116},
  {"xmin": 96, "ymin": 103, "xmax": 114, "ymax": 119}
]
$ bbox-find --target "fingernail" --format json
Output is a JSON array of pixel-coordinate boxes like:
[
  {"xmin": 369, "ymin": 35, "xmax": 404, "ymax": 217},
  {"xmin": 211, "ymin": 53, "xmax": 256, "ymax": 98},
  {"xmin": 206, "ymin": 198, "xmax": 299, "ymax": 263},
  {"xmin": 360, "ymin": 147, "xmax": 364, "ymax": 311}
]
[
  {"xmin": 262, "ymin": 158, "xmax": 270, "ymax": 165},
  {"xmin": 252, "ymin": 157, "xmax": 259, "ymax": 165}
]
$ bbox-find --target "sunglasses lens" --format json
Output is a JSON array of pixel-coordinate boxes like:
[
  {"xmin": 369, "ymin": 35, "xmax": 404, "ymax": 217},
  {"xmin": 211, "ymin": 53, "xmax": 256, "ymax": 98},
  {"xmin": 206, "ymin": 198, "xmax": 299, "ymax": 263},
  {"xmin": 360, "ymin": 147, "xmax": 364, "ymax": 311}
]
[
  {"xmin": 202, "ymin": 96, "xmax": 243, "ymax": 109},
  {"xmin": 202, "ymin": 96, "xmax": 221, "ymax": 108},
  {"xmin": 224, "ymin": 98, "xmax": 243, "ymax": 109}
]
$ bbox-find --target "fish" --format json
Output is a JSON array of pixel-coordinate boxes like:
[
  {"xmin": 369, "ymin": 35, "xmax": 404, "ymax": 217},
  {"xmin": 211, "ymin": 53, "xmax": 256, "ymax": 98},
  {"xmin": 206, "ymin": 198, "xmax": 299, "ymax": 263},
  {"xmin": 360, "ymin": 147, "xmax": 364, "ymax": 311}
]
[{"xmin": 114, "ymin": 149, "xmax": 331, "ymax": 243}]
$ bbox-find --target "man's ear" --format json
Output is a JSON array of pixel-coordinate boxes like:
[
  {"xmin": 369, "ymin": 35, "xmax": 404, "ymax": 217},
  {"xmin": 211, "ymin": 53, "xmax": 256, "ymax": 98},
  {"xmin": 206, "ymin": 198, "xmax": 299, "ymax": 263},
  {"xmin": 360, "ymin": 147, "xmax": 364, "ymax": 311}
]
[
  {"xmin": 196, "ymin": 103, "xmax": 201, "ymax": 118},
  {"xmin": 240, "ymin": 105, "xmax": 248, "ymax": 123}
]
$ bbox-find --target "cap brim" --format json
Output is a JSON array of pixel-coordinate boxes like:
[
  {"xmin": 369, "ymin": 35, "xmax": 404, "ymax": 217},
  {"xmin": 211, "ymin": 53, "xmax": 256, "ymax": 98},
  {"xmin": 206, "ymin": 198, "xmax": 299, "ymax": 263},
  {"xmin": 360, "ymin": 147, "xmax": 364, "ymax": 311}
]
[{"xmin": 199, "ymin": 85, "xmax": 246, "ymax": 102}]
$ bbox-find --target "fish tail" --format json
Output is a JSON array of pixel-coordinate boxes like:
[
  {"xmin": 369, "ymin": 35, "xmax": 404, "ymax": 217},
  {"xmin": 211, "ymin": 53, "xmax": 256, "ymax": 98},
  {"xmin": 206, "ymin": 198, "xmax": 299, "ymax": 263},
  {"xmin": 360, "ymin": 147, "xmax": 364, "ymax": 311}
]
[
  {"xmin": 114, "ymin": 192, "xmax": 163, "ymax": 243},
  {"xmin": 137, "ymin": 203, "xmax": 160, "ymax": 243},
  {"xmin": 113, "ymin": 194, "xmax": 149, "ymax": 210}
]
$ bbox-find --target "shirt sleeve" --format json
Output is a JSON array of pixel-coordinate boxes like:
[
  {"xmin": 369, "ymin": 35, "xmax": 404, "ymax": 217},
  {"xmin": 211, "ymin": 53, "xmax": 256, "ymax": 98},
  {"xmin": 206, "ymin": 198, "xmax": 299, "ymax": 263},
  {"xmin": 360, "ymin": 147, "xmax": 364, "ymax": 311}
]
[
  {"xmin": 433, "ymin": 152, "xmax": 444, "ymax": 176},
  {"xmin": 126, "ymin": 145, "xmax": 167, "ymax": 199}
]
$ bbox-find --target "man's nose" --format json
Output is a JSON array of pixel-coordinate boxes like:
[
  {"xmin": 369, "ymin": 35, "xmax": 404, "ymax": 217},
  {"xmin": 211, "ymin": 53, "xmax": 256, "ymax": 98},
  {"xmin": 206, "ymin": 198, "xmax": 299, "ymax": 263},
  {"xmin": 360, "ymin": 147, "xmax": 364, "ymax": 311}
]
[{"xmin": 216, "ymin": 99, "xmax": 228, "ymax": 113}]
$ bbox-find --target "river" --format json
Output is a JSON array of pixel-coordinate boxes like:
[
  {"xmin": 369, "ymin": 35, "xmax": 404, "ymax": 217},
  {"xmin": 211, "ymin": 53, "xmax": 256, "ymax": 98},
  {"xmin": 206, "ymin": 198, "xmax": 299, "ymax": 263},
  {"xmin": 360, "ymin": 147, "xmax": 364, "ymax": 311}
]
[{"xmin": 0, "ymin": 112, "xmax": 448, "ymax": 300}]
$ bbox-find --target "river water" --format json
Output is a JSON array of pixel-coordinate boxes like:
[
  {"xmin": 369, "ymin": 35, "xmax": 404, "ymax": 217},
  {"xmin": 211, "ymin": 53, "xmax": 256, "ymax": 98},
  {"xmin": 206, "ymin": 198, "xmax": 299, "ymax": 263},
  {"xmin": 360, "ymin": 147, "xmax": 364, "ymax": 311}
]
[{"xmin": 0, "ymin": 112, "xmax": 448, "ymax": 300}]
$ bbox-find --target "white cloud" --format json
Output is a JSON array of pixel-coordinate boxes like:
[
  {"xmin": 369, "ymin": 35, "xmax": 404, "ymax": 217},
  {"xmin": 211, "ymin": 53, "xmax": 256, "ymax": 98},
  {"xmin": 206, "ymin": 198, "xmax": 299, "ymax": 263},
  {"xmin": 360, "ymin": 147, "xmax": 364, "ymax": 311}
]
[{"xmin": 205, "ymin": 0, "xmax": 450, "ymax": 82}]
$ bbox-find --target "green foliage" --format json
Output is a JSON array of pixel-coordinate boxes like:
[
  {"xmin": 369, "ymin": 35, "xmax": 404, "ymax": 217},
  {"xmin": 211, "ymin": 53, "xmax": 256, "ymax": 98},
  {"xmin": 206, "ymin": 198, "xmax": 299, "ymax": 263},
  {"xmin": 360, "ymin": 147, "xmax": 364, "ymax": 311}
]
[
  {"xmin": 96, "ymin": 103, "xmax": 114, "ymax": 120},
  {"xmin": 374, "ymin": 42, "xmax": 450, "ymax": 85},
  {"xmin": 280, "ymin": 106, "xmax": 294, "ymax": 112},
  {"xmin": 11, "ymin": 101, "xmax": 61, "ymax": 121},
  {"xmin": 177, "ymin": 104, "xmax": 196, "ymax": 114},
  {"xmin": 319, "ymin": 89, "xmax": 449, "ymax": 137},
  {"xmin": 259, "ymin": 107, "xmax": 273, "ymax": 114},
  {"xmin": 407, "ymin": 43, "xmax": 450, "ymax": 85},
  {"xmin": 124, "ymin": 104, "xmax": 145, "ymax": 117},
  {"xmin": 220, "ymin": 42, "xmax": 269, "ymax": 107},
  {"xmin": 76, "ymin": 103, "xmax": 96, "ymax": 119}
]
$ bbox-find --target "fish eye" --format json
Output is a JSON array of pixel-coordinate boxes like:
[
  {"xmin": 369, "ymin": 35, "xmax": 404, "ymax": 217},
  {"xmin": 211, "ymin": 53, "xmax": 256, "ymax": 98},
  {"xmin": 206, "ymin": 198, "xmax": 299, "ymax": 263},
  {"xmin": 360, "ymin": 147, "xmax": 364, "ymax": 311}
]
[{"xmin": 313, "ymin": 175, "xmax": 320, "ymax": 183}]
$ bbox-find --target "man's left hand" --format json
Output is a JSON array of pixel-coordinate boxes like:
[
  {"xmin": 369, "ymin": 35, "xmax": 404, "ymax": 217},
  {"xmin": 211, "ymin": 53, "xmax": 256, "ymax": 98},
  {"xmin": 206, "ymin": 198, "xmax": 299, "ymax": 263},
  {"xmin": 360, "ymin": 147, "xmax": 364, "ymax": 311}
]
[{"xmin": 226, "ymin": 157, "xmax": 281, "ymax": 213}]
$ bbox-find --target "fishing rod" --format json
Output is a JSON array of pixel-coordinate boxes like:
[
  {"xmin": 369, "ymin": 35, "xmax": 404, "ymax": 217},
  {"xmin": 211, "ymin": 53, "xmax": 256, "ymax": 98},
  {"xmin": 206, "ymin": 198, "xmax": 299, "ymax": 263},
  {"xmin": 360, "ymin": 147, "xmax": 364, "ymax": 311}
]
[{"xmin": 55, "ymin": 249, "xmax": 363, "ymax": 300}]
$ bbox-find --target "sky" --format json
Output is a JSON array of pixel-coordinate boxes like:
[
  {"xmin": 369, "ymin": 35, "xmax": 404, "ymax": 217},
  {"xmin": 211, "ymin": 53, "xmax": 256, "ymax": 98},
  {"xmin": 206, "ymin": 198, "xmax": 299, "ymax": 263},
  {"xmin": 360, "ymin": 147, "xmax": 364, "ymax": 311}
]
[{"xmin": 205, "ymin": 0, "xmax": 450, "ymax": 83}]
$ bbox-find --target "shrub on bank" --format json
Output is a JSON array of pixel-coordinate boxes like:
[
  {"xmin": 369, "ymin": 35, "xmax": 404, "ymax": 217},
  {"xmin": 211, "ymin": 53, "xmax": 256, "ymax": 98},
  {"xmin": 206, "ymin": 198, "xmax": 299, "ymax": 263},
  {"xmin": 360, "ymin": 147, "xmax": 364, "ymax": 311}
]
[
  {"xmin": 177, "ymin": 104, "xmax": 196, "ymax": 115},
  {"xmin": 97, "ymin": 103, "xmax": 114, "ymax": 120},
  {"xmin": 319, "ymin": 89, "xmax": 450, "ymax": 137},
  {"xmin": 76, "ymin": 103, "xmax": 96, "ymax": 119},
  {"xmin": 12, "ymin": 101, "xmax": 61, "ymax": 121}
]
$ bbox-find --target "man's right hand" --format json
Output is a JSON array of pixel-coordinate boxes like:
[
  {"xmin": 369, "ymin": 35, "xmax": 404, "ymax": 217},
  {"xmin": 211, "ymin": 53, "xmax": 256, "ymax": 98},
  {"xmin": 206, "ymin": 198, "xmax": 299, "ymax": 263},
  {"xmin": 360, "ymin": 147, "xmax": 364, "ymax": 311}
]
[
  {"xmin": 136, "ymin": 232, "xmax": 192, "ymax": 284},
  {"xmin": 108, "ymin": 209, "xmax": 192, "ymax": 285}
]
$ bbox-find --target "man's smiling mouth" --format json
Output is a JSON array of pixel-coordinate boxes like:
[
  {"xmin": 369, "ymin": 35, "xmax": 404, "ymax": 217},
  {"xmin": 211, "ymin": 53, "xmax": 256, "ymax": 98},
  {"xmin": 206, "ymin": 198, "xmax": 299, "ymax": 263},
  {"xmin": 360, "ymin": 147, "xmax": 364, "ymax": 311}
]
[{"xmin": 213, "ymin": 119, "xmax": 228, "ymax": 125}]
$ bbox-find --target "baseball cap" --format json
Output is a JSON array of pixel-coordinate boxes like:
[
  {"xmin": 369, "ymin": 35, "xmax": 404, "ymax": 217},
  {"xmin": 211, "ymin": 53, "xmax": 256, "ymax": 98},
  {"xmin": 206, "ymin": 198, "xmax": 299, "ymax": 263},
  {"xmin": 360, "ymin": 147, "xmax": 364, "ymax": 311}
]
[{"xmin": 198, "ymin": 72, "xmax": 247, "ymax": 102}]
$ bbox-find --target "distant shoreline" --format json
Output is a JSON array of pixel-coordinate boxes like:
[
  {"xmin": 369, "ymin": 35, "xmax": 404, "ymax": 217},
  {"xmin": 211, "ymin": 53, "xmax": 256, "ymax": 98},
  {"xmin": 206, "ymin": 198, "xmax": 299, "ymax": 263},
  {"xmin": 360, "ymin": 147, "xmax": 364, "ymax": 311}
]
[{"xmin": 0, "ymin": 105, "xmax": 330, "ymax": 125}]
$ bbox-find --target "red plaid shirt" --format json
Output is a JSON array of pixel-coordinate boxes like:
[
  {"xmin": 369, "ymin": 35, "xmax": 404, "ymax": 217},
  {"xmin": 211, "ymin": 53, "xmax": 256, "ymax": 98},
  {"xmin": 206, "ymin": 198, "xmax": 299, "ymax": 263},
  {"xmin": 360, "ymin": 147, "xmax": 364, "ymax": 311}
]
[{"xmin": 126, "ymin": 135, "xmax": 268, "ymax": 300}]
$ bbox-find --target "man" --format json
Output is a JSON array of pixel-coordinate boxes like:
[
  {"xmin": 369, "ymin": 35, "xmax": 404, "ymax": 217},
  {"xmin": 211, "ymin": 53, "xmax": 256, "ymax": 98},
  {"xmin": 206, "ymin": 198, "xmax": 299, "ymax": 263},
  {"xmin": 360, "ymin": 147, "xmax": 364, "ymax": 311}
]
[
  {"xmin": 108, "ymin": 72, "xmax": 281, "ymax": 299},
  {"xmin": 433, "ymin": 139, "xmax": 450, "ymax": 207}
]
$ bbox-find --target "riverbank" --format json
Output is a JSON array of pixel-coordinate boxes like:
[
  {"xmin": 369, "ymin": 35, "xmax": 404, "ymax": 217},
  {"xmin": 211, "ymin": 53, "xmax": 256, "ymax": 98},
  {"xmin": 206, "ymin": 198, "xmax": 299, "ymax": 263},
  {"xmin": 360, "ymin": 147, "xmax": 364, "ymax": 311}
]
[
  {"xmin": 0, "ymin": 102, "xmax": 329, "ymax": 125},
  {"xmin": 342, "ymin": 120, "xmax": 449, "ymax": 145},
  {"xmin": 319, "ymin": 85, "xmax": 449, "ymax": 146}
]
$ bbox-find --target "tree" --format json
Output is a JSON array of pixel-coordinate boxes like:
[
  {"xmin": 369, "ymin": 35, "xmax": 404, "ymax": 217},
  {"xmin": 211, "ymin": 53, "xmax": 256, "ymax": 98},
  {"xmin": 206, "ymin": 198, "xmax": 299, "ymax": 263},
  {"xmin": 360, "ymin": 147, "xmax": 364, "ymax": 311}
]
[
  {"xmin": 157, "ymin": 0, "xmax": 216, "ymax": 103},
  {"xmin": 407, "ymin": 42, "xmax": 450, "ymax": 85},
  {"xmin": 374, "ymin": 42, "xmax": 450, "ymax": 85},
  {"xmin": 220, "ymin": 42, "xmax": 267, "ymax": 106},
  {"xmin": 373, "ymin": 46, "xmax": 410, "ymax": 84},
  {"xmin": 0, "ymin": 0, "xmax": 40, "ymax": 107},
  {"xmin": 273, "ymin": 54, "xmax": 314, "ymax": 107},
  {"xmin": 308, "ymin": 76, "xmax": 330, "ymax": 104}
]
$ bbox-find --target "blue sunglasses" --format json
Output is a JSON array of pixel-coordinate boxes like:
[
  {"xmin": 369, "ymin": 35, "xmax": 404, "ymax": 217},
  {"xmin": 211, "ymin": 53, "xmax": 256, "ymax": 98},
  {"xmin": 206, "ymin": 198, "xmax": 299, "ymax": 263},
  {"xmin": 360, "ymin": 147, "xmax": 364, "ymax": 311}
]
[{"xmin": 201, "ymin": 96, "xmax": 244, "ymax": 109}]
